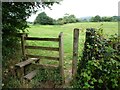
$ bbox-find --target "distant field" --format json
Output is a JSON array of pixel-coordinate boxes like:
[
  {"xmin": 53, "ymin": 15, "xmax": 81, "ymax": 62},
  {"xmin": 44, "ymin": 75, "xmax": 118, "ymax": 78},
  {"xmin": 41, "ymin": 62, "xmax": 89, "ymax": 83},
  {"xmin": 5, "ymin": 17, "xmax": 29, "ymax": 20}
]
[
  {"xmin": 28, "ymin": 22, "xmax": 118, "ymax": 37},
  {"xmin": 27, "ymin": 22, "xmax": 118, "ymax": 77}
]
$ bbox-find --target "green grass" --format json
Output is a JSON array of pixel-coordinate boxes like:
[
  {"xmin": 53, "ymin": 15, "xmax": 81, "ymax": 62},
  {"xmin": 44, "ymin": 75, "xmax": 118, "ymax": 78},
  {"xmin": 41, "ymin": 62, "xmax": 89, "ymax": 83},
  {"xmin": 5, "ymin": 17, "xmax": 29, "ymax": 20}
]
[{"xmin": 26, "ymin": 22, "xmax": 118, "ymax": 77}]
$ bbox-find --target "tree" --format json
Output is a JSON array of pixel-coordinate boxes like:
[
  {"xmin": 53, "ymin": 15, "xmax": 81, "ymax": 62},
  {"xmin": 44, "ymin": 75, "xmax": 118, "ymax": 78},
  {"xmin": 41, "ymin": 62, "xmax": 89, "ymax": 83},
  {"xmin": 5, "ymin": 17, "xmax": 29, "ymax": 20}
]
[
  {"xmin": 63, "ymin": 14, "xmax": 77, "ymax": 23},
  {"xmin": 90, "ymin": 15, "xmax": 101, "ymax": 22},
  {"xmin": 56, "ymin": 18, "xmax": 65, "ymax": 25},
  {"xmin": 56, "ymin": 14, "xmax": 77, "ymax": 24},
  {"xmin": 94, "ymin": 15, "xmax": 101, "ymax": 22},
  {"xmin": 68, "ymin": 15, "xmax": 77, "ymax": 23},
  {"xmin": 34, "ymin": 12, "xmax": 54, "ymax": 25}
]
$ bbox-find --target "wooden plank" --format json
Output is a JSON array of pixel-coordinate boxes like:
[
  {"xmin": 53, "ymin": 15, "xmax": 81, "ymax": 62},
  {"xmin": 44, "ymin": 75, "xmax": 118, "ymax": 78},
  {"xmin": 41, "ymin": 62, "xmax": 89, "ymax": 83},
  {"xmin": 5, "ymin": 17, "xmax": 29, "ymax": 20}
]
[
  {"xmin": 35, "ymin": 64, "xmax": 58, "ymax": 69},
  {"xmin": 25, "ymin": 37, "xmax": 59, "ymax": 42},
  {"xmin": 72, "ymin": 28, "xmax": 79, "ymax": 77},
  {"xmin": 15, "ymin": 58, "xmax": 40, "ymax": 68},
  {"xmin": 59, "ymin": 32, "xmax": 64, "ymax": 84},
  {"xmin": 25, "ymin": 46, "xmax": 59, "ymax": 51},
  {"xmin": 24, "ymin": 70, "xmax": 38, "ymax": 80},
  {"xmin": 26, "ymin": 54, "xmax": 59, "ymax": 61}
]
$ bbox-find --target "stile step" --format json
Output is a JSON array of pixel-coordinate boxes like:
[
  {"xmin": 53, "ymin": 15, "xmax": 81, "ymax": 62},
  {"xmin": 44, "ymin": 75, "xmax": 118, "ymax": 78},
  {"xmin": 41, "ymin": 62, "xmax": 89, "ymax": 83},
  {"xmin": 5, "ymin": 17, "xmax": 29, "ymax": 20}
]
[
  {"xmin": 24, "ymin": 70, "xmax": 38, "ymax": 80},
  {"xmin": 15, "ymin": 58, "xmax": 40, "ymax": 68}
]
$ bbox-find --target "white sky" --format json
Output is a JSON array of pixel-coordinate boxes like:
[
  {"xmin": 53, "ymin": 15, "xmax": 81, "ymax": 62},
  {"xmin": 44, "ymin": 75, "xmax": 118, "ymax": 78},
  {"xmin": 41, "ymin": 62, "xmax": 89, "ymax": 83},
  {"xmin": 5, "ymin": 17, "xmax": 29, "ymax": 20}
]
[{"xmin": 27, "ymin": 0, "xmax": 120, "ymax": 22}]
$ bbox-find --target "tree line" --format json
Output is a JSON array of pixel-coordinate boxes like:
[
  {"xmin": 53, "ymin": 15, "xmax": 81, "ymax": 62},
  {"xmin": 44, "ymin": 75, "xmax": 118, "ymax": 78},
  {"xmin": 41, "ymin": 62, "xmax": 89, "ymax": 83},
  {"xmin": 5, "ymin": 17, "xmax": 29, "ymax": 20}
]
[
  {"xmin": 33, "ymin": 13, "xmax": 120, "ymax": 25},
  {"xmin": 90, "ymin": 15, "xmax": 120, "ymax": 22},
  {"xmin": 34, "ymin": 12, "xmax": 78, "ymax": 25}
]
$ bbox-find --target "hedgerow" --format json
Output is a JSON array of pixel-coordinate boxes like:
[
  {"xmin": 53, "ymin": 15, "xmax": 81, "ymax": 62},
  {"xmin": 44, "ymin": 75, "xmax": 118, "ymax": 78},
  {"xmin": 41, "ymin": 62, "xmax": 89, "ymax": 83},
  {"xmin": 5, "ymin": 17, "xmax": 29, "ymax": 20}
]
[{"xmin": 72, "ymin": 28, "xmax": 120, "ymax": 89}]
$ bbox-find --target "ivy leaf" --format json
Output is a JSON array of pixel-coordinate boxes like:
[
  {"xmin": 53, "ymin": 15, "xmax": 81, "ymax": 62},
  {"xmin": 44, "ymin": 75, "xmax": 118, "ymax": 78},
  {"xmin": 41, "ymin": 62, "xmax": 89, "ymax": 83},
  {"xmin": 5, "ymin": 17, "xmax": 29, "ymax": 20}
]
[
  {"xmin": 98, "ymin": 79, "xmax": 103, "ymax": 83},
  {"xmin": 83, "ymin": 82, "xmax": 90, "ymax": 88},
  {"xmin": 92, "ymin": 78, "xmax": 97, "ymax": 82}
]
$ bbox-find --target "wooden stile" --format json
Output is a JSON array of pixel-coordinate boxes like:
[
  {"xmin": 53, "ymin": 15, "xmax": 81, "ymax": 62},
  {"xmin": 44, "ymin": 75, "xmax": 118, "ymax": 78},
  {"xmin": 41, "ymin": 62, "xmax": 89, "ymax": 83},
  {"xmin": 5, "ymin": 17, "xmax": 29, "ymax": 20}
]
[{"xmin": 15, "ymin": 32, "xmax": 65, "ymax": 84}]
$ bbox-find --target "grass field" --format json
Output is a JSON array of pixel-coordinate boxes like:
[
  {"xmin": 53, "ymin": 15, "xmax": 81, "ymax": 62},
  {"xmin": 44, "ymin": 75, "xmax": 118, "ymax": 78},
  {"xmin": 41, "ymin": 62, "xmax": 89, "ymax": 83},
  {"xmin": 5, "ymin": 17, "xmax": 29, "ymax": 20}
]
[{"xmin": 27, "ymin": 22, "xmax": 118, "ymax": 79}]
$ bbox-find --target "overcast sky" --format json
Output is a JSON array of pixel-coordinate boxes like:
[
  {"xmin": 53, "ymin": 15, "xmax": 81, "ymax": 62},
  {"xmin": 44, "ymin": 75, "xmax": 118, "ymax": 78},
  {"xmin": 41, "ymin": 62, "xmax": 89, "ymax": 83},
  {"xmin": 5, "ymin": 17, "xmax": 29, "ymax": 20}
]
[{"xmin": 27, "ymin": 0, "xmax": 120, "ymax": 22}]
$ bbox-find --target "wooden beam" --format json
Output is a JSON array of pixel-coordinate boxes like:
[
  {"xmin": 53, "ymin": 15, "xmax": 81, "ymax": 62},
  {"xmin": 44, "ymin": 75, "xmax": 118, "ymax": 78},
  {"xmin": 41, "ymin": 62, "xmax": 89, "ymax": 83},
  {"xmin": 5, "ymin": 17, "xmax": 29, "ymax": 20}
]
[
  {"xmin": 15, "ymin": 58, "xmax": 40, "ymax": 68},
  {"xmin": 26, "ymin": 54, "xmax": 59, "ymax": 61},
  {"xmin": 24, "ymin": 70, "xmax": 38, "ymax": 81},
  {"xmin": 25, "ymin": 46, "xmax": 59, "ymax": 51},
  {"xmin": 25, "ymin": 37, "xmax": 59, "ymax": 42}
]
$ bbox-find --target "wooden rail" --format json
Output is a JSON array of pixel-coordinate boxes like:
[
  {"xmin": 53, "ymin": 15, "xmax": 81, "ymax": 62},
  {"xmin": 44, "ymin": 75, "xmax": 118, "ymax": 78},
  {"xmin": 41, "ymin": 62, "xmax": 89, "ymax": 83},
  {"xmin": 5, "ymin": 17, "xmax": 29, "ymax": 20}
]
[
  {"xmin": 25, "ymin": 46, "xmax": 59, "ymax": 51},
  {"xmin": 25, "ymin": 37, "xmax": 59, "ymax": 42},
  {"xmin": 26, "ymin": 54, "xmax": 59, "ymax": 61}
]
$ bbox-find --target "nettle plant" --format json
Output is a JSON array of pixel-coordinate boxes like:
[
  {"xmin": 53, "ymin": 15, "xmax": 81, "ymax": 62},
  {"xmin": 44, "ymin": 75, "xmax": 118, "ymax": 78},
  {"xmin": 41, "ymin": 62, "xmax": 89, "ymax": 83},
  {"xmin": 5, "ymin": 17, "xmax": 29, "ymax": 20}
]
[{"xmin": 74, "ymin": 28, "xmax": 120, "ymax": 89}]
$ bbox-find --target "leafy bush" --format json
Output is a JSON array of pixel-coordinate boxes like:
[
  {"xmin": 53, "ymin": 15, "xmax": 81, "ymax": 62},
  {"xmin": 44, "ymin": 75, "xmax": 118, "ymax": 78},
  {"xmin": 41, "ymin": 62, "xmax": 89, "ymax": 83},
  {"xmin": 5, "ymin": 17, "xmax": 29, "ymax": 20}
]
[{"xmin": 73, "ymin": 28, "xmax": 120, "ymax": 89}]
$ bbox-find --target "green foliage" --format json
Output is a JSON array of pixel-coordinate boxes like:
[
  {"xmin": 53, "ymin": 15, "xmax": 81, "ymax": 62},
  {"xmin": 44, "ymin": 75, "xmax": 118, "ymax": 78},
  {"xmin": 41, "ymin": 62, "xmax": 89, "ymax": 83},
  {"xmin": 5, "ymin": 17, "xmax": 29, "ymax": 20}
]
[
  {"xmin": 2, "ymin": 2, "xmax": 58, "ymax": 61},
  {"xmin": 55, "ymin": 18, "xmax": 66, "ymax": 25},
  {"xmin": 2, "ymin": 2, "xmax": 61, "ymax": 88},
  {"xmin": 73, "ymin": 28, "xmax": 120, "ymax": 89},
  {"xmin": 34, "ymin": 12, "xmax": 54, "ymax": 25},
  {"xmin": 33, "ymin": 68, "xmax": 62, "ymax": 87},
  {"xmin": 101, "ymin": 16, "xmax": 112, "ymax": 22},
  {"xmin": 91, "ymin": 15, "xmax": 101, "ymax": 22},
  {"xmin": 63, "ymin": 14, "xmax": 77, "ymax": 23},
  {"xmin": 2, "ymin": 76, "xmax": 22, "ymax": 88},
  {"xmin": 90, "ymin": 15, "xmax": 120, "ymax": 22},
  {"xmin": 34, "ymin": 13, "xmax": 78, "ymax": 25},
  {"xmin": 56, "ymin": 14, "xmax": 77, "ymax": 25},
  {"xmin": 2, "ymin": 2, "xmax": 37, "ymax": 63},
  {"xmin": 2, "ymin": 1, "xmax": 60, "ymax": 65},
  {"xmin": 112, "ymin": 16, "xmax": 120, "ymax": 22}
]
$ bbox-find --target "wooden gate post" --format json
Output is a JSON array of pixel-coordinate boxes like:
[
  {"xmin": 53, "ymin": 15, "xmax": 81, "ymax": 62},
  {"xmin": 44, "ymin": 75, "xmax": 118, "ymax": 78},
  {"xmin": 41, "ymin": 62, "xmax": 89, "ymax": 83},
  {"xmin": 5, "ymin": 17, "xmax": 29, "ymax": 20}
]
[
  {"xmin": 21, "ymin": 33, "xmax": 27, "ymax": 60},
  {"xmin": 72, "ymin": 28, "xmax": 79, "ymax": 77},
  {"xmin": 59, "ymin": 32, "xmax": 64, "ymax": 84}
]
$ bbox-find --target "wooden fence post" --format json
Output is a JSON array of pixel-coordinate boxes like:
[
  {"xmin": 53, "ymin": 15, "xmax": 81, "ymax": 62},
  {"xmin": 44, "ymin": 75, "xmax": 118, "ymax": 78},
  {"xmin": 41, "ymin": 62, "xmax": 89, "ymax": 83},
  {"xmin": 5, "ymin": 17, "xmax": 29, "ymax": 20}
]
[
  {"xmin": 21, "ymin": 34, "xmax": 26, "ymax": 60},
  {"xmin": 72, "ymin": 28, "xmax": 79, "ymax": 77},
  {"xmin": 59, "ymin": 32, "xmax": 64, "ymax": 84}
]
